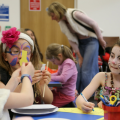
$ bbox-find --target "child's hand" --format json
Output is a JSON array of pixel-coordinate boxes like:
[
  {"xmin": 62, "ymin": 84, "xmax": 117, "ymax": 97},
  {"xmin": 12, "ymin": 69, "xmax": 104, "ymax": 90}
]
[
  {"xmin": 78, "ymin": 57, "xmax": 83, "ymax": 67},
  {"xmin": 39, "ymin": 70, "xmax": 51, "ymax": 85},
  {"xmin": 21, "ymin": 62, "xmax": 35, "ymax": 77},
  {"xmin": 32, "ymin": 70, "xmax": 42, "ymax": 85},
  {"xmin": 32, "ymin": 70, "xmax": 51, "ymax": 85},
  {"xmin": 81, "ymin": 102, "xmax": 95, "ymax": 113},
  {"xmin": 97, "ymin": 101, "xmax": 103, "ymax": 109},
  {"xmin": 11, "ymin": 67, "xmax": 21, "ymax": 83}
]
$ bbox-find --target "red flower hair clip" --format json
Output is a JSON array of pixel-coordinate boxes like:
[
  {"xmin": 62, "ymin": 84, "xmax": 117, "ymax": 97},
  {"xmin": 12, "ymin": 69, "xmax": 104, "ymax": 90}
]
[{"xmin": 1, "ymin": 27, "xmax": 20, "ymax": 48}]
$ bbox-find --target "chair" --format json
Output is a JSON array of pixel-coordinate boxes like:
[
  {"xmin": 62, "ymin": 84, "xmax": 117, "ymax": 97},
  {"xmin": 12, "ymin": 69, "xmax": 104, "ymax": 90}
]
[{"xmin": 99, "ymin": 47, "xmax": 111, "ymax": 72}]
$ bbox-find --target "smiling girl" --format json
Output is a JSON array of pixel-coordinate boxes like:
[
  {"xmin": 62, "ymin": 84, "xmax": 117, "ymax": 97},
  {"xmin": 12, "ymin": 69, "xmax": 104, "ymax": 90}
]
[{"xmin": 76, "ymin": 39, "xmax": 120, "ymax": 113}]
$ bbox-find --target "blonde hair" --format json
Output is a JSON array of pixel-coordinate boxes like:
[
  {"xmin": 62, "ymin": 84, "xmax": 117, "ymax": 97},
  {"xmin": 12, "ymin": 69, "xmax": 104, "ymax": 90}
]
[
  {"xmin": 47, "ymin": 2, "xmax": 67, "ymax": 20},
  {"xmin": 46, "ymin": 43, "xmax": 77, "ymax": 64}
]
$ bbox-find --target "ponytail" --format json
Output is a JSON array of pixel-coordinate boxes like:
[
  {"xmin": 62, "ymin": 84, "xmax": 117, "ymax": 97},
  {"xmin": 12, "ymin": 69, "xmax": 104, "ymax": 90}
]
[{"xmin": 46, "ymin": 43, "xmax": 77, "ymax": 64}]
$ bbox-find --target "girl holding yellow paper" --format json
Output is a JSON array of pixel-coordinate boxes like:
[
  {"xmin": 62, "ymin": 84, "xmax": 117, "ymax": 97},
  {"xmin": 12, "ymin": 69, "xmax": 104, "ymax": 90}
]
[{"xmin": 0, "ymin": 27, "xmax": 53, "ymax": 119}]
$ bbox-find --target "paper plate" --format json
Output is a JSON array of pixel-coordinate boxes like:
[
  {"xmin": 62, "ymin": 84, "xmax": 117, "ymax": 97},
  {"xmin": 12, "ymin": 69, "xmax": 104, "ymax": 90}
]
[{"xmin": 11, "ymin": 104, "xmax": 58, "ymax": 115}]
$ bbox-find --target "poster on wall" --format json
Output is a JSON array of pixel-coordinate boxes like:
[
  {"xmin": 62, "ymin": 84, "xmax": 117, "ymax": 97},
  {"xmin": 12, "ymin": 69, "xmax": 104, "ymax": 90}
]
[
  {"xmin": 0, "ymin": 0, "xmax": 20, "ymax": 43},
  {"xmin": 29, "ymin": 0, "xmax": 41, "ymax": 11},
  {"xmin": 0, "ymin": 4, "xmax": 9, "ymax": 21}
]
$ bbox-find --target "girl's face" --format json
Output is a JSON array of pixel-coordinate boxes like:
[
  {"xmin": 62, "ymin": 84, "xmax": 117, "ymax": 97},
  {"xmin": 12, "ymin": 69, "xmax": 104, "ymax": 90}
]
[
  {"xmin": 26, "ymin": 30, "xmax": 35, "ymax": 41},
  {"xmin": 4, "ymin": 39, "xmax": 32, "ymax": 71},
  {"xmin": 49, "ymin": 54, "xmax": 64, "ymax": 65},
  {"xmin": 108, "ymin": 45, "xmax": 120, "ymax": 74}
]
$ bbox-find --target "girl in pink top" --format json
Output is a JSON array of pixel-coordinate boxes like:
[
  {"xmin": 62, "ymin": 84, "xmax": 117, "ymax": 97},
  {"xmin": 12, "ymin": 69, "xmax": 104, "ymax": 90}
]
[{"xmin": 46, "ymin": 43, "xmax": 78, "ymax": 107}]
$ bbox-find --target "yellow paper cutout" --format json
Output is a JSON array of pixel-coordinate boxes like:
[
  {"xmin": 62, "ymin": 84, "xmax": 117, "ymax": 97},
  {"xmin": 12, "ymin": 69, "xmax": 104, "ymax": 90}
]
[
  {"xmin": 96, "ymin": 117, "xmax": 104, "ymax": 120},
  {"xmin": 58, "ymin": 108, "xmax": 104, "ymax": 116},
  {"xmin": 110, "ymin": 95, "xmax": 117, "ymax": 105},
  {"xmin": 19, "ymin": 50, "xmax": 28, "ymax": 66}
]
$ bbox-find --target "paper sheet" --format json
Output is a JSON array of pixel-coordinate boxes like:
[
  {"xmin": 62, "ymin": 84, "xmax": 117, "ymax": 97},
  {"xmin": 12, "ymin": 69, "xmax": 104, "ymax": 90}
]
[
  {"xmin": 96, "ymin": 117, "xmax": 104, "ymax": 120},
  {"xmin": 19, "ymin": 50, "xmax": 28, "ymax": 66},
  {"xmin": 58, "ymin": 108, "xmax": 104, "ymax": 116}
]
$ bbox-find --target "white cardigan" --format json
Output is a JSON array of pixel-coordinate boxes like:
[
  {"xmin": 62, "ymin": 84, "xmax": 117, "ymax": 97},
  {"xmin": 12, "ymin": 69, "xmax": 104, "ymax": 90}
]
[
  {"xmin": 0, "ymin": 89, "xmax": 10, "ymax": 120},
  {"xmin": 59, "ymin": 8, "xmax": 103, "ymax": 46}
]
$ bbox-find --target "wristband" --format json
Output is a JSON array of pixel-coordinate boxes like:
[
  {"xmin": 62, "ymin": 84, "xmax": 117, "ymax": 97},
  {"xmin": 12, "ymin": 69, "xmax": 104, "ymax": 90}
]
[{"xmin": 21, "ymin": 74, "xmax": 32, "ymax": 83}]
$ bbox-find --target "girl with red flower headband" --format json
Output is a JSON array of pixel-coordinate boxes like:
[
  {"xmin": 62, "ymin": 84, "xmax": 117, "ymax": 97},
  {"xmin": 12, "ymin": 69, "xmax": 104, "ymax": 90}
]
[{"xmin": 0, "ymin": 27, "xmax": 53, "ymax": 119}]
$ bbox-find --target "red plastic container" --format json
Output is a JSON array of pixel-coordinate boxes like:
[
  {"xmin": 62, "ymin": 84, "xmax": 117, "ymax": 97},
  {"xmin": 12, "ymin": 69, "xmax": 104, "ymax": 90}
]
[{"xmin": 102, "ymin": 104, "xmax": 120, "ymax": 120}]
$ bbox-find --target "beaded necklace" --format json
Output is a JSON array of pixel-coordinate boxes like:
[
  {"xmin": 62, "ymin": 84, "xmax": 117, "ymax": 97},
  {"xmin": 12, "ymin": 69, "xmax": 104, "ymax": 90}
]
[
  {"xmin": 96, "ymin": 73, "xmax": 120, "ymax": 101},
  {"xmin": 104, "ymin": 73, "xmax": 119, "ymax": 94}
]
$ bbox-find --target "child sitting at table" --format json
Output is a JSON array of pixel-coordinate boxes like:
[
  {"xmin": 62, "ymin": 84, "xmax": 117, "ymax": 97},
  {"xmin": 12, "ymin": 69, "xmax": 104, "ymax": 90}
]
[
  {"xmin": 76, "ymin": 39, "xmax": 120, "ymax": 112},
  {"xmin": 46, "ymin": 43, "xmax": 78, "ymax": 107},
  {"xmin": 0, "ymin": 27, "xmax": 53, "ymax": 119},
  {"xmin": 0, "ymin": 62, "xmax": 34, "ymax": 120}
]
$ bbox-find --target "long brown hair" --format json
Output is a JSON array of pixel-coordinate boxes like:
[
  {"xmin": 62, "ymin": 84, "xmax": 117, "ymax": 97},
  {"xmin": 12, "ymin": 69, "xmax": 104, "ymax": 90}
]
[
  {"xmin": 0, "ymin": 43, "xmax": 10, "ymax": 72},
  {"xmin": 24, "ymin": 28, "xmax": 43, "ymax": 61}
]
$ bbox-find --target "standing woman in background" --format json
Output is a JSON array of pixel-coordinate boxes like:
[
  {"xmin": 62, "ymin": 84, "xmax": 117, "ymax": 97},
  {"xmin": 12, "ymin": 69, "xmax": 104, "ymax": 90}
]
[{"xmin": 47, "ymin": 2, "xmax": 106, "ymax": 94}]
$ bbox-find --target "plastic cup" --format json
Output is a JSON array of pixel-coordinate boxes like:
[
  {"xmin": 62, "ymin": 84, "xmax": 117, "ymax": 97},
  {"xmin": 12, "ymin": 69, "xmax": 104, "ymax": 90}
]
[{"xmin": 102, "ymin": 104, "xmax": 120, "ymax": 120}]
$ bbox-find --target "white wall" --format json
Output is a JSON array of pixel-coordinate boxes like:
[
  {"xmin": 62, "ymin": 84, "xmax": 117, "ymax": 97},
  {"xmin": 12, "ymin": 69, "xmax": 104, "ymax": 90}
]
[
  {"xmin": 0, "ymin": 0, "xmax": 20, "ymax": 43},
  {"xmin": 74, "ymin": 0, "xmax": 120, "ymax": 37}
]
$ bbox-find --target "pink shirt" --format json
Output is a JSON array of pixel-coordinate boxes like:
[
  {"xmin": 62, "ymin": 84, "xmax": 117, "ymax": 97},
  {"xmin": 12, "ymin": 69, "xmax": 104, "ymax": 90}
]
[{"xmin": 51, "ymin": 58, "xmax": 78, "ymax": 97}]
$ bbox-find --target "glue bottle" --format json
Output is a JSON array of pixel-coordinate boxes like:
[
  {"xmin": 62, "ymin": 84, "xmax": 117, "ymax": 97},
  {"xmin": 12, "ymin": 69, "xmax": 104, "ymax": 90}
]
[{"xmin": 41, "ymin": 64, "xmax": 46, "ymax": 71}]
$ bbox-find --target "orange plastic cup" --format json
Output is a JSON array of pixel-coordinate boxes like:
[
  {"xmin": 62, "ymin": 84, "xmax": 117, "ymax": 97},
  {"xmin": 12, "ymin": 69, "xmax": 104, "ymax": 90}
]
[{"xmin": 102, "ymin": 104, "xmax": 120, "ymax": 120}]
